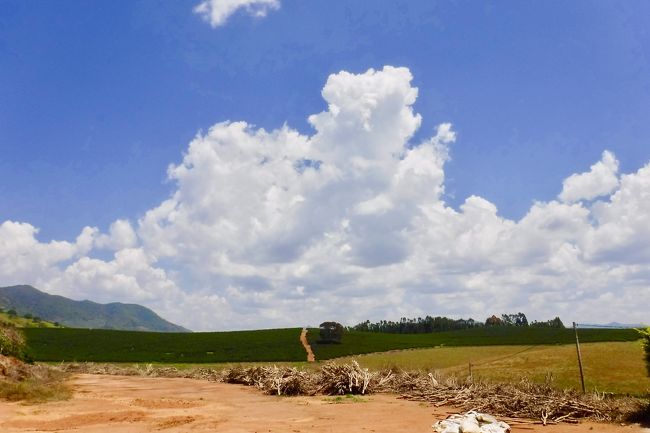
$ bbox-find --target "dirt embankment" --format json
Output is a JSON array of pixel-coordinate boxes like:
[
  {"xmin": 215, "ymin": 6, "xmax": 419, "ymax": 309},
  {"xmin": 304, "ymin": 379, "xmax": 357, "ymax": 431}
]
[{"xmin": 1, "ymin": 374, "xmax": 647, "ymax": 433}]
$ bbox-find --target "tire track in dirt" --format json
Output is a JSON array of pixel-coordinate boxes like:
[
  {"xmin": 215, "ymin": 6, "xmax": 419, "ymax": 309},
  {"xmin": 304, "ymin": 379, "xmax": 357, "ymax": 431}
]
[{"xmin": 300, "ymin": 328, "xmax": 316, "ymax": 362}]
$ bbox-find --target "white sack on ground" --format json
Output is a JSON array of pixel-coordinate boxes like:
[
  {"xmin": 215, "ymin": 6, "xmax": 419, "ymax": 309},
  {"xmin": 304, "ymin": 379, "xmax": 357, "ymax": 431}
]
[{"xmin": 432, "ymin": 411, "xmax": 511, "ymax": 433}]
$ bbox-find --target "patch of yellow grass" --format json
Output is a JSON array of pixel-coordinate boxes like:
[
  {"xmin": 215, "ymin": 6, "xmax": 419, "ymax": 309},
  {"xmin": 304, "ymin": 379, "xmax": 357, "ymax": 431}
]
[
  {"xmin": 337, "ymin": 345, "xmax": 533, "ymax": 371},
  {"xmin": 0, "ymin": 376, "xmax": 71, "ymax": 403},
  {"xmin": 337, "ymin": 342, "xmax": 650, "ymax": 395}
]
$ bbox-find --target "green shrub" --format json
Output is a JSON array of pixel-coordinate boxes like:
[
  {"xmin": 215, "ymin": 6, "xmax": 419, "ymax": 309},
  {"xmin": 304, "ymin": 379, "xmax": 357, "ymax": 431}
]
[
  {"xmin": 639, "ymin": 327, "xmax": 650, "ymax": 377},
  {"xmin": 0, "ymin": 323, "xmax": 26, "ymax": 360}
]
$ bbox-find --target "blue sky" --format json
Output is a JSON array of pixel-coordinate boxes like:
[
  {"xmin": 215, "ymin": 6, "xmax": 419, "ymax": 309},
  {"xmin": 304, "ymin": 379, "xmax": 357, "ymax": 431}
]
[{"xmin": 1, "ymin": 1, "xmax": 649, "ymax": 330}]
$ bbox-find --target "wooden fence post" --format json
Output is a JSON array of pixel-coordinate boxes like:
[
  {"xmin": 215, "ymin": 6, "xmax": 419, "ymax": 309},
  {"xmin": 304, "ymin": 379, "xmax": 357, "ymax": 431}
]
[{"xmin": 573, "ymin": 322, "xmax": 586, "ymax": 393}]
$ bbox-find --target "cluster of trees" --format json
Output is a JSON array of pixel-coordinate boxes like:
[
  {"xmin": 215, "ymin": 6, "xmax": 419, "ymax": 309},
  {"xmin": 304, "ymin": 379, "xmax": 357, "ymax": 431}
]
[
  {"xmin": 353, "ymin": 313, "xmax": 565, "ymax": 334},
  {"xmin": 484, "ymin": 313, "xmax": 564, "ymax": 328},
  {"xmin": 500, "ymin": 312, "xmax": 528, "ymax": 326},
  {"xmin": 530, "ymin": 317, "xmax": 565, "ymax": 328},
  {"xmin": 352, "ymin": 316, "xmax": 482, "ymax": 334}
]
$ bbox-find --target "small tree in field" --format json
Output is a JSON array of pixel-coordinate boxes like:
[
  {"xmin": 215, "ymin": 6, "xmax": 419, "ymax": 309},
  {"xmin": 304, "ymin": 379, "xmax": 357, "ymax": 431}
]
[{"xmin": 319, "ymin": 321, "xmax": 344, "ymax": 344}]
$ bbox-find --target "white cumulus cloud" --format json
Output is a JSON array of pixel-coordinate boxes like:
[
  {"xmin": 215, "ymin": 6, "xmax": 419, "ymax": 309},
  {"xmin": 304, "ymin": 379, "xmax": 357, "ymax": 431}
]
[
  {"xmin": 559, "ymin": 150, "xmax": 620, "ymax": 203},
  {"xmin": 2, "ymin": 66, "xmax": 650, "ymax": 330},
  {"xmin": 94, "ymin": 219, "xmax": 138, "ymax": 251},
  {"xmin": 0, "ymin": 221, "xmax": 93, "ymax": 286},
  {"xmin": 194, "ymin": 0, "xmax": 280, "ymax": 28}
]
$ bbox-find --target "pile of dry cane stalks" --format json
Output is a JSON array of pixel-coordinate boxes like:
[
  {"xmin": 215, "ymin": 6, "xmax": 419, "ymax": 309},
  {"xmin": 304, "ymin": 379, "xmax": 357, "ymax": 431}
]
[{"xmin": 60, "ymin": 361, "xmax": 644, "ymax": 425}]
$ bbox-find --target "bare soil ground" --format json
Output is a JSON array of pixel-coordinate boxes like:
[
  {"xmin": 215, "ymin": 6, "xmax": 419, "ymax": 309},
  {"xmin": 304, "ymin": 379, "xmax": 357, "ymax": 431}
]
[{"xmin": 0, "ymin": 374, "xmax": 647, "ymax": 433}]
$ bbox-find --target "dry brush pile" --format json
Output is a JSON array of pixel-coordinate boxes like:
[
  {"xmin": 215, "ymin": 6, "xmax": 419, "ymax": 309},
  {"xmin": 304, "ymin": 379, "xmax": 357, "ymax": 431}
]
[
  {"xmin": 398, "ymin": 375, "xmax": 639, "ymax": 425},
  {"xmin": 218, "ymin": 362, "xmax": 647, "ymax": 424},
  {"xmin": 223, "ymin": 365, "xmax": 313, "ymax": 395},
  {"xmin": 58, "ymin": 360, "xmax": 645, "ymax": 424}
]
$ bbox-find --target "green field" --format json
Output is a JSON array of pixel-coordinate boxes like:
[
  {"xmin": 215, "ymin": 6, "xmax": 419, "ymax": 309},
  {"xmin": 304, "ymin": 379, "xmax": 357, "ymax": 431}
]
[
  {"xmin": 21, "ymin": 326, "xmax": 649, "ymax": 395},
  {"xmin": 23, "ymin": 326, "xmax": 640, "ymax": 364},
  {"xmin": 23, "ymin": 327, "xmax": 306, "ymax": 363},
  {"xmin": 336, "ymin": 341, "xmax": 650, "ymax": 395},
  {"xmin": 307, "ymin": 327, "xmax": 640, "ymax": 360}
]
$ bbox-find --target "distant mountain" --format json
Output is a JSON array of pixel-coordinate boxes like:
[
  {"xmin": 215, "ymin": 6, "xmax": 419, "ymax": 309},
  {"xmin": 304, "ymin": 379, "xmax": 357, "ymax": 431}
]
[
  {"xmin": 0, "ymin": 285, "xmax": 189, "ymax": 332},
  {"xmin": 579, "ymin": 322, "xmax": 647, "ymax": 329}
]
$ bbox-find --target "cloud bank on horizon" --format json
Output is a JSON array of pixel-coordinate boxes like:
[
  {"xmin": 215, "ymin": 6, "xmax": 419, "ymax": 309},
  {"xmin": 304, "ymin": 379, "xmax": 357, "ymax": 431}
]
[{"xmin": 1, "ymin": 66, "xmax": 649, "ymax": 330}]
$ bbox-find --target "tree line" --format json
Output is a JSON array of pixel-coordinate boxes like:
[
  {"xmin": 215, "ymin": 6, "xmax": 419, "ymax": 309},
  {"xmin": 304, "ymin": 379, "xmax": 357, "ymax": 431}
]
[{"xmin": 351, "ymin": 313, "xmax": 564, "ymax": 334}]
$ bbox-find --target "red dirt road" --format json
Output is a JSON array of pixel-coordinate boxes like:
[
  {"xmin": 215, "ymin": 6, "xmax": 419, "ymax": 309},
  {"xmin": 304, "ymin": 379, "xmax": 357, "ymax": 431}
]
[
  {"xmin": 0, "ymin": 374, "xmax": 647, "ymax": 433},
  {"xmin": 300, "ymin": 328, "xmax": 316, "ymax": 362}
]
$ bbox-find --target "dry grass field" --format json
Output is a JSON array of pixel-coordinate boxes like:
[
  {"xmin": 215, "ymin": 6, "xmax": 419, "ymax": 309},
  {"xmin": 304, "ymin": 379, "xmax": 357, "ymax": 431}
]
[
  {"xmin": 77, "ymin": 341, "xmax": 650, "ymax": 396},
  {"xmin": 120, "ymin": 340, "xmax": 649, "ymax": 396},
  {"xmin": 337, "ymin": 341, "xmax": 650, "ymax": 395}
]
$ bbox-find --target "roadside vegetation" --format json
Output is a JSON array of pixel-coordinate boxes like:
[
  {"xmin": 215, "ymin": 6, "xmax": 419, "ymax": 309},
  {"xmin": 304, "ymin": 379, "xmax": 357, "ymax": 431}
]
[
  {"xmin": 0, "ymin": 322, "xmax": 70, "ymax": 402},
  {"xmin": 0, "ymin": 321, "xmax": 26, "ymax": 359}
]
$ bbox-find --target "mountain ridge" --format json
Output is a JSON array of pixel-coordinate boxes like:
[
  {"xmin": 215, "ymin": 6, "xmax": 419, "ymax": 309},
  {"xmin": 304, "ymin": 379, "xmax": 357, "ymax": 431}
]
[
  {"xmin": 0, "ymin": 285, "xmax": 189, "ymax": 332},
  {"xmin": 578, "ymin": 322, "xmax": 648, "ymax": 329}
]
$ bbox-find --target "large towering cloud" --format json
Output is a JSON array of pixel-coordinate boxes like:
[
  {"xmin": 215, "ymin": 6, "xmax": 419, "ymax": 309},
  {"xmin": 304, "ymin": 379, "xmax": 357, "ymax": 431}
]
[{"xmin": 1, "ymin": 66, "xmax": 648, "ymax": 330}]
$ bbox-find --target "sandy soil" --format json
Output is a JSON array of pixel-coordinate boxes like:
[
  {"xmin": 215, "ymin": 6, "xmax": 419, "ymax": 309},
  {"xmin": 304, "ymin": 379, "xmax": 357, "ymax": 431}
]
[{"xmin": 0, "ymin": 374, "xmax": 647, "ymax": 433}]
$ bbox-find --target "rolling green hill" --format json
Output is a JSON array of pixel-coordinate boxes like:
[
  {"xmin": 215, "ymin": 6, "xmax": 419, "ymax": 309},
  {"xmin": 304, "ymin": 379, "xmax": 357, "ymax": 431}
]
[
  {"xmin": 0, "ymin": 285, "xmax": 188, "ymax": 332},
  {"xmin": 0, "ymin": 310, "xmax": 62, "ymax": 328}
]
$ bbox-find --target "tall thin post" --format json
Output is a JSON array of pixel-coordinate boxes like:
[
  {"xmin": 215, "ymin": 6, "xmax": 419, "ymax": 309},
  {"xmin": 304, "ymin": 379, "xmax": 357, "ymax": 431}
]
[{"xmin": 573, "ymin": 322, "xmax": 586, "ymax": 393}]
